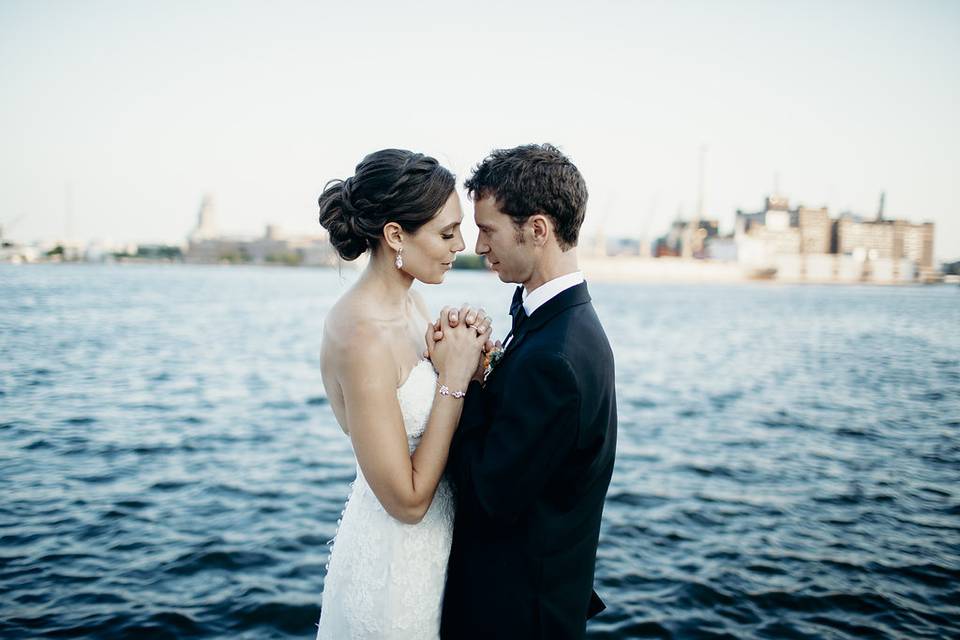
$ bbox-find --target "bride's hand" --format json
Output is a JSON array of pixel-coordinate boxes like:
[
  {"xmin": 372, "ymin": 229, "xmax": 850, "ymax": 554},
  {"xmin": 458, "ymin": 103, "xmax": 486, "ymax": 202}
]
[
  {"xmin": 425, "ymin": 307, "xmax": 492, "ymax": 390},
  {"xmin": 428, "ymin": 304, "xmax": 492, "ymax": 345}
]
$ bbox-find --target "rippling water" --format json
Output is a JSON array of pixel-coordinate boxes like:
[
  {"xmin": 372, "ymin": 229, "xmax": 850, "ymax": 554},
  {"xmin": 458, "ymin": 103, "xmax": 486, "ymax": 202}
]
[{"xmin": 1, "ymin": 264, "xmax": 958, "ymax": 639}]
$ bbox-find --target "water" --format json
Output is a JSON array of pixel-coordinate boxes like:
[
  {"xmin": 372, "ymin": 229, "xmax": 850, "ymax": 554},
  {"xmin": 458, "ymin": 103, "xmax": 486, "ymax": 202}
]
[{"xmin": 1, "ymin": 264, "xmax": 958, "ymax": 639}]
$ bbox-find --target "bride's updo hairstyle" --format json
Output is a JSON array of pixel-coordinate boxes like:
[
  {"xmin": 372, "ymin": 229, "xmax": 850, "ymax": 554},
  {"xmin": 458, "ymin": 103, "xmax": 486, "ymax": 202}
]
[{"xmin": 317, "ymin": 149, "xmax": 456, "ymax": 261}]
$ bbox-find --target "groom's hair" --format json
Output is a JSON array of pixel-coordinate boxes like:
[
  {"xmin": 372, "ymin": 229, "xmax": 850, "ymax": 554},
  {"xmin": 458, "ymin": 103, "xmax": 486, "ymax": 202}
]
[{"xmin": 464, "ymin": 143, "xmax": 587, "ymax": 250}]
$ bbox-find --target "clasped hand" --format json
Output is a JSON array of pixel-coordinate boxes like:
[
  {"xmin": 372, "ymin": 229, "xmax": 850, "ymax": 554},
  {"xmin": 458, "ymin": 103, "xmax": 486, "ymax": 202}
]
[{"xmin": 423, "ymin": 305, "xmax": 501, "ymax": 384}]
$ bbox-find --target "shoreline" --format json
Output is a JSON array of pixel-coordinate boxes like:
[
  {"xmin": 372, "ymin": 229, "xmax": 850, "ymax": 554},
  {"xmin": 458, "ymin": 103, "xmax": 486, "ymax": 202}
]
[
  {"xmin": 3, "ymin": 258, "xmax": 954, "ymax": 287},
  {"xmin": 579, "ymin": 256, "xmax": 947, "ymax": 286}
]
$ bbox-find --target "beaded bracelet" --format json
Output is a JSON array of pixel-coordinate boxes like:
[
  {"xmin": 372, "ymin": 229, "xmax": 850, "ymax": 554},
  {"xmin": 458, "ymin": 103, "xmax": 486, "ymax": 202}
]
[{"xmin": 437, "ymin": 382, "xmax": 466, "ymax": 399}]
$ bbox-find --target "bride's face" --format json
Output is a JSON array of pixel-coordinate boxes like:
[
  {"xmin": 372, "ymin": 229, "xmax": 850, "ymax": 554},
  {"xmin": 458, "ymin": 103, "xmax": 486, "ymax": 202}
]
[{"xmin": 403, "ymin": 193, "xmax": 466, "ymax": 284}]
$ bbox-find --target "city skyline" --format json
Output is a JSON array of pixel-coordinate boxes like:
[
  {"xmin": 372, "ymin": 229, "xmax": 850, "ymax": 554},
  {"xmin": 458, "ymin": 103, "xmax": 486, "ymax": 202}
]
[{"xmin": 2, "ymin": 0, "xmax": 958, "ymax": 260}]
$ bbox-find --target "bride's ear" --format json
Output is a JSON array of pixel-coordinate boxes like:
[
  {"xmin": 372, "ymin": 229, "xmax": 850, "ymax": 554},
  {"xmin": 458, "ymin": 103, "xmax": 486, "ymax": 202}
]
[{"xmin": 382, "ymin": 222, "xmax": 403, "ymax": 252}]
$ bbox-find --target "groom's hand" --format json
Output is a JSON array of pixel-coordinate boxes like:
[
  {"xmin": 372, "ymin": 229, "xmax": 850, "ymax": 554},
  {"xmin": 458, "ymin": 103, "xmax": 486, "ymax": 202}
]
[{"xmin": 473, "ymin": 339, "xmax": 502, "ymax": 382}]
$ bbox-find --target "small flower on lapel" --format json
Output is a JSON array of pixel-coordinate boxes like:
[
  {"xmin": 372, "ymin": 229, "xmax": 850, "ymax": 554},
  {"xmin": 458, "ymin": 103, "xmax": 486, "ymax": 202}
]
[{"xmin": 482, "ymin": 346, "xmax": 505, "ymax": 383}]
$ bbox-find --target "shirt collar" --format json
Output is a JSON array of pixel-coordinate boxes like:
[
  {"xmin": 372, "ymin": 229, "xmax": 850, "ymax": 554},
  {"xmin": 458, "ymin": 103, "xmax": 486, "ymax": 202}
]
[{"xmin": 522, "ymin": 271, "xmax": 585, "ymax": 316}]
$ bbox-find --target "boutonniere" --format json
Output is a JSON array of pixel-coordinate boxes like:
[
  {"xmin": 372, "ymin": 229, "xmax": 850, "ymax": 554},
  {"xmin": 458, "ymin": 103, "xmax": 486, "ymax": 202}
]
[{"xmin": 482, "ymin": 346, "xmax": 505, "ymax": 383}]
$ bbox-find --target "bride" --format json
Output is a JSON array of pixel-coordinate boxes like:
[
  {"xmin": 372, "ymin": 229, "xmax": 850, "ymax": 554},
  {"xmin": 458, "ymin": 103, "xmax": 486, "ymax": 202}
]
[{"xmin": 314, "ymin": 149, "xmax": 492, "ymax": 639}]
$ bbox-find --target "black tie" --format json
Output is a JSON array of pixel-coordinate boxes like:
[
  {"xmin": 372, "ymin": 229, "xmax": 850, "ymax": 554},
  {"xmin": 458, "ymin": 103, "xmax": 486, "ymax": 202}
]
[{"xmin": 508, "ymin": 286, "xmax": 527, "ymax": 339}]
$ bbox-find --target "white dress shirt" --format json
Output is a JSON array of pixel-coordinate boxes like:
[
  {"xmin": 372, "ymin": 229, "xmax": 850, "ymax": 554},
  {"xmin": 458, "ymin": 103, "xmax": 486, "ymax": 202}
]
[
  {"xmin": 521, "ymin": 270, "xmax": 585, "ymax": 316},
  {"xmin": 504, "ymin": 271, "xmax": 585, "ymax": 347}
]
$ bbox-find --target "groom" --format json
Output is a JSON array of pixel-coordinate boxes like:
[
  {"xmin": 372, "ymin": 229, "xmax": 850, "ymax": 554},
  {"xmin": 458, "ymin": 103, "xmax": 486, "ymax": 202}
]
[{"xmin": 440, "ymin": 144, "xmax": 617, "ymax": 639}]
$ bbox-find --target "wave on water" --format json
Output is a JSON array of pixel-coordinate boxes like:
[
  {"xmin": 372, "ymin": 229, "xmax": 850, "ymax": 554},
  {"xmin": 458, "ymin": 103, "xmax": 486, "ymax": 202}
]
[{"xmin": 2, "ymin": 266, "xmax": 959, "ymax": 638}]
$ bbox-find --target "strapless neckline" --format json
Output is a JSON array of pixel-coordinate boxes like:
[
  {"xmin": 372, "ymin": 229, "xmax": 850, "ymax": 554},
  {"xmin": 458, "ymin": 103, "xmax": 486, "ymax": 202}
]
[
  {"xmin": 398, "ymin": 358, "xmax": 433, "ymax": 391},
  {"xmin": 396, "ymin": 358, "xmax": 437, "ymax": 441}
]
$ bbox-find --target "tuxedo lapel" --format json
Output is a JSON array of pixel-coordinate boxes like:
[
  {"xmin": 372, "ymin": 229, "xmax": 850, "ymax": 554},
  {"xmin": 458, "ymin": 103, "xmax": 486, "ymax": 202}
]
[{"xmin": 496, "ymin": 282, "xmax": 592, "ymax": 367}]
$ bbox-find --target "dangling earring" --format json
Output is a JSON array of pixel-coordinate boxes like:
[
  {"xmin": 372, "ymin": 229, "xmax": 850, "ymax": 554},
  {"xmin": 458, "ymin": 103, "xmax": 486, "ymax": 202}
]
[{"xmin": 395, "ymin": 246, "xmax": 404, "ymax": 269}]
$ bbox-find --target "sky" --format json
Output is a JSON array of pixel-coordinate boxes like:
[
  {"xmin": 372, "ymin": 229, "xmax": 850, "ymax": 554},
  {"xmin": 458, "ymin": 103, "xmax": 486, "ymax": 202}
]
[{"xmin": 1, "ymin": 0, "xmax": 958, "ymax": 260}]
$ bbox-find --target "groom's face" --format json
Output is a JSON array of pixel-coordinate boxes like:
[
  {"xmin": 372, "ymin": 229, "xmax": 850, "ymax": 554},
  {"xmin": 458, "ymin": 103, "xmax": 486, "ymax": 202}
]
[{"xmin": 473, "ymin": 196, "xmax": 534, "ymax": 285}]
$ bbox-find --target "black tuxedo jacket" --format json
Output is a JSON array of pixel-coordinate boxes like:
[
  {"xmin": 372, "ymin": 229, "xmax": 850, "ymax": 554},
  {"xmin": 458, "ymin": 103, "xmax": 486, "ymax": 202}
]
[{"xmin": 440, "ymin": 281, "xmax": 617, "ymax": 640}]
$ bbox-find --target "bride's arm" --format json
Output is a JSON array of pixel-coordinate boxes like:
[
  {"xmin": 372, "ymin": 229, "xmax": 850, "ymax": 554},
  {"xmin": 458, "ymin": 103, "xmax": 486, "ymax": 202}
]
[{"xmin": 338, "ymin": 320, "xmax": 482, "ymax": 525}]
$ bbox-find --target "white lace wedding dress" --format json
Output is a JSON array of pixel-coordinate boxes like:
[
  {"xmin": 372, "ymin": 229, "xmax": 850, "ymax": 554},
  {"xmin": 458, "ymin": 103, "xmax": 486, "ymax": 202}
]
[{"xmin": 316, "ymin": 359, "xmax": 455, "ymax": 640}]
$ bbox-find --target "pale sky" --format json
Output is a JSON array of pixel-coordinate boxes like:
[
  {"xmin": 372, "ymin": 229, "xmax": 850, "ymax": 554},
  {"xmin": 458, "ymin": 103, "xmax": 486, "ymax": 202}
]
[{"xmin": 2, "ymin": 0, "xmax": 958, "ymax": 260}]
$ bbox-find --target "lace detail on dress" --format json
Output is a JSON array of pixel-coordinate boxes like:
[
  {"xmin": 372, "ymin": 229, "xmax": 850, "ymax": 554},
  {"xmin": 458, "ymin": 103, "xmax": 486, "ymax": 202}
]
[{"xmin": 316, "ymin": 359, "xmax": 454, "ymax": 640}]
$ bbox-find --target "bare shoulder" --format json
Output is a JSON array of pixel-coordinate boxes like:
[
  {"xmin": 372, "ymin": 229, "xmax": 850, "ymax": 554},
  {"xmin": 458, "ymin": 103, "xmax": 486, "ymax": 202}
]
[{"xmin": 322, "ymin": 295, "xmax": 397, "ymax": 385}]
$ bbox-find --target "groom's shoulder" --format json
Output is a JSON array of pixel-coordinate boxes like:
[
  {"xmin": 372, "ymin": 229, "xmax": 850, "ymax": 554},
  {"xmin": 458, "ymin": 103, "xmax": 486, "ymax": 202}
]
[
  {"xmin": 546, "ymin": 297, "xmax": 607, "ymax": 341},
  {"xmin": 530, "ymin": 300, "xmax": 613, "ymax": 366}
]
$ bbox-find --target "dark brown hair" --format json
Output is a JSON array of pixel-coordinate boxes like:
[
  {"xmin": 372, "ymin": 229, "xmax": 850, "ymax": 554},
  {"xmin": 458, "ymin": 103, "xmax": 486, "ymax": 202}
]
[
  {"xmin": 464, "ymin": 143, "xmax": 587, "ymax": 250},
  {"xmin": 318, "ymin": 149, "xmax": 455, "ymax": 260}
]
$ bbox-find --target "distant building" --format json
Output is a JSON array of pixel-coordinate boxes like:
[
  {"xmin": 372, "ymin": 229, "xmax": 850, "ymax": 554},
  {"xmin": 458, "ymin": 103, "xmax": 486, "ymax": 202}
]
[
  {"xmin": 185, "ymin": 226, "xmax": 336, "ymax": 266},
  {"xmin": 735, "ymin": 196, "xmax": 801, "ymax": 267},
  {"xmin": 797, "ymin": 206, "xmax": 831, "ymax": 254},
  {"xmin": 835, "ymin": 215, "xmax": 935, "ymax": 280},
  {"xmin": 734, "ymin": 194, "xmax": 936, "ymax": 283},
  {"xmin": 185, "ymin": 235, "xmax": 250, "ymax": 264},
  {"xmin": 655, "ymin": 218, "xmax": 718, "ymax": 258},
  {"xmin": 183, "ymin": 196, "xmax": 337, "ymax": 266},
  {"xmin": 705, "ymin": 236, "xmax": 737, "ymax": 262}
]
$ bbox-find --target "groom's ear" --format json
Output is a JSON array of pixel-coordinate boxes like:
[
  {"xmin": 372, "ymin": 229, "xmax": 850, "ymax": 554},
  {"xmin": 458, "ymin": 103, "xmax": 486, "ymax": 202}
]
[
  {"xmin": 382, "ymin": 222, "xmax": 403, "ymax": 251},
  {"xmin": 529, "ymin": 213, "xmax": 551, "ymax": 247}
]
